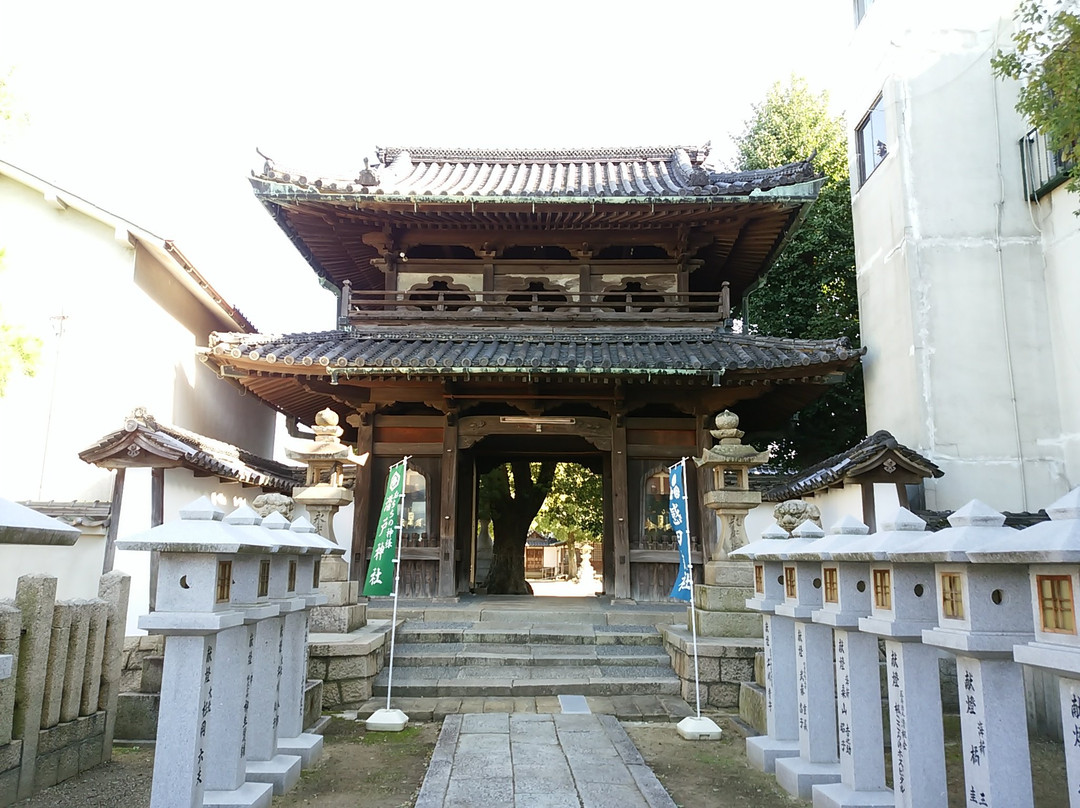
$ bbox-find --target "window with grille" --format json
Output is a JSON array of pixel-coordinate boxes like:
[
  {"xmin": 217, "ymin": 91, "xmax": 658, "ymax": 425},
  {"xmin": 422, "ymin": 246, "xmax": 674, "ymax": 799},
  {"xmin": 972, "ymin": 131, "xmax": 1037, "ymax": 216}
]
[
  {"xmin": 941, "ymin": 573, "xmax": 965, "ymax": 620},
  {"xmin": 784, "ymin": 567, "xmax": 797, "ymax": 599},
  {"xmin": 216, "ymin": 560, "xmax": 232, "ymax": 603},
  {"xmin": 873, "ymin": 569, "xmax": 892, "ymax": 610},
  {"xmin": 313, "ymin": 559, "xmax": 322, "ymax": 589},
  {"xmin": 1037, "ymin": 574, "xmax": 1075, "ymax": 634},
  {"xmin": 288, "ymin": 560, "xmax": 297, "ymax": 593},
  {"xmin": 258, "ymin": 560, "xmax": 270, "ymax": 598},
  {"xmin": 754, "ymin": 564, "xmax": 764, "ymax": 595},
  {"xmin": 824, "ymin": 568, "xmax": 839, "ymax": 604}
]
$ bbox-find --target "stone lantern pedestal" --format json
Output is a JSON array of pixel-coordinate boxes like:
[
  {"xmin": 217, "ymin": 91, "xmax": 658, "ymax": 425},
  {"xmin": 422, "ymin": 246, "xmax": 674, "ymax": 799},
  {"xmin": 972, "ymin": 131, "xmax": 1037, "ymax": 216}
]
[{"xmin": 692, "ymin": 410, "xmax": 770, "ymax": 639}]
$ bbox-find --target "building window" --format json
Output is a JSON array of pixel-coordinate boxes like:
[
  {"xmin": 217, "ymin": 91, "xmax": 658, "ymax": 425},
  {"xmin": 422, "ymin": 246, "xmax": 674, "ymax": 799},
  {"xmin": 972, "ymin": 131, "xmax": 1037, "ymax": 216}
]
[
  {"xmin": 784, "ymin": 567, "xmax": 797, "ymax": 599},
  {"xmin": 1037, "ymin": 574, "xmax": 1075, "ymax": 634},
  {"xmin": 401, "ymin": 468, "xmax": 428, "ymax": 547},
  {"xmin": 288, "ymin": 559, "xmax": 297, "ymax": 593},
  {"xmin": 853, "ymin": 0, "xmax": 875, "ymax": 26},
  {"xmin": 754, "ymin": 564, "xmax": 764, "ymax": 595},
  {"xmin": 873, "ymin": 569, "xmax": 892, "ymax": 610},
  {"xmin": 313, "ymin": 558, "xmax": 322, "ymax": 589},
  {"xmin": 643, "ymin": 468, "xmax": 676, "ymax": 549},
  {"xmin": 1020, "ymin": 127, "xmax": 1073, "ymax": 201},
  {"xmin": 824, "ymin": 568, "xmax": 839, "ymax": 604},
  {"xmin": 258, "ymin": 560, "xmax": 270, "ymax": 598},
  {"xmin": 856, "ymin": 95, "xmax": 888, "ymax": 187},
  {"xmin": 216, "ymin": 560, "xmax": 232, "ymax": 603},
  {"xmin": 941, "ymin": 573, "xmax": 965, "ymax": 620}
]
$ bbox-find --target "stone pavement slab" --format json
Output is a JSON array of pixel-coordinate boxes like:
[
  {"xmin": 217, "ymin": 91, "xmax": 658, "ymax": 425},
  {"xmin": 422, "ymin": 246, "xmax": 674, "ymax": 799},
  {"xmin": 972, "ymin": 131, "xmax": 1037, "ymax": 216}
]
[{"xmin": 414, "ymin": 712, "xmax": 676, "ymax": 808}]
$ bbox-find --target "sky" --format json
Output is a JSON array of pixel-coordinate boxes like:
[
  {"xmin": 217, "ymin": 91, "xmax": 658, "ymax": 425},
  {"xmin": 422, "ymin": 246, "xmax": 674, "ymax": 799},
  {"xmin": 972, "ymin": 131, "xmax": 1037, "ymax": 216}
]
[{"xmin": 0, "ymin": 1, "xmax": 853, "ymax": 334}]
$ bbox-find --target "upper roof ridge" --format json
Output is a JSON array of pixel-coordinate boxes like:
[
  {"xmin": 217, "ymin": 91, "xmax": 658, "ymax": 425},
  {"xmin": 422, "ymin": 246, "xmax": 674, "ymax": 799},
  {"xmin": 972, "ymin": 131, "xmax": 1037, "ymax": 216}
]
[{"xmin": 375, "ymin": 145, "xmax": 710, "ymax": 166}]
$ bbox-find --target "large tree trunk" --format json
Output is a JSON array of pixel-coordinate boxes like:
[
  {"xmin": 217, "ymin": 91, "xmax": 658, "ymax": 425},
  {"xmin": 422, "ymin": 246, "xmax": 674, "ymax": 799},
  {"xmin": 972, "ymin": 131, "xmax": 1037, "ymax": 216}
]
[{"xmin": 484, "ymin": 461, "xmax": 556, "ymax": 595}]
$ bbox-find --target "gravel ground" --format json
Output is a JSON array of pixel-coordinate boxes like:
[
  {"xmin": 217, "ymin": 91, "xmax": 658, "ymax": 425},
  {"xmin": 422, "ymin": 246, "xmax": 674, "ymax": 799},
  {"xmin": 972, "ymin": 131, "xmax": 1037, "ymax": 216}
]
[{"xmin": 16, "ymin": 746, "xmax": 154, "ymax": 808}]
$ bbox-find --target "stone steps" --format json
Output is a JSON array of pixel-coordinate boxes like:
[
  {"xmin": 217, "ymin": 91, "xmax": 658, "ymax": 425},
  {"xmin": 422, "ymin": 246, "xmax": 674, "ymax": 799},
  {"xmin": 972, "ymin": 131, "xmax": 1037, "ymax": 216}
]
[
  {"xmin": 375, "ymin": 618, "xmax": 682, "ymax": 699},
  {"xmin": 354, "ymin": 693, "xmax": 696, "ymax": 722}
]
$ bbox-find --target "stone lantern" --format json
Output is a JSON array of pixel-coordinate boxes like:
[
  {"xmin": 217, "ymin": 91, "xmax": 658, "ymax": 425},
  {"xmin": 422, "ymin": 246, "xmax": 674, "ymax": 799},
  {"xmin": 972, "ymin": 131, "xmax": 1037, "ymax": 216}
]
[
  {"xmin": 970, "ymin": 488, "xmax": 1080, "ymax": 802},
  {"xmin": 286, "ymin": 408, "xmax": 365, "ymax": 634},
  {"xmin": 844, "ymin": 507, "xmax": 946, "ymax": 808},
  {"xmin": 892, "ymin": 499, "xmax": 1035, "ymax": 808},
  {"xmin": 115, "ymin": 497, "xmax": 249, "ymax": 808},
  {"xmin": 690, "ymin": 410, "xmax": 770, "ymax": 640},
  {"xmin": 756, "ymin": 520, "xmax": 842, "ymax": 800},
  {"xmin": 795, "ymin": 515, "xmax": 892, "ymax": 808},
  {"xmin": 732, "ymin": 523, "xmax": 799, "ymax": 773}
]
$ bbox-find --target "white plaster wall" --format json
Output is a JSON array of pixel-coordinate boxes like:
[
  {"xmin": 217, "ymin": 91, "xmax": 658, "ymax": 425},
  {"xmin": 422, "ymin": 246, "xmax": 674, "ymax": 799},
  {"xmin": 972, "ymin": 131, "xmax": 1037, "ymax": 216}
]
[
  {"xmin": 0, "ymin": 176, "xmax": 277, "ymax": 506},
  {"xmin": 844, "ymin": 0, "xmax": 1070, "ymax": 512},
  {"xmin": 0, "ymin": 531, "xmax": 107, "ymax": 600}
]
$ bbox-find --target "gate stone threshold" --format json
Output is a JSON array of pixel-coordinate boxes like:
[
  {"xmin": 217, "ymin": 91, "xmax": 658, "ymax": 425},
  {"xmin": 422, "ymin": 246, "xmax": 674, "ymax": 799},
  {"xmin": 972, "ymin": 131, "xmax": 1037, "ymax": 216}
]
[{"xmin": 348, "ymin": 693, "xmax": 695, "ymax": 723}]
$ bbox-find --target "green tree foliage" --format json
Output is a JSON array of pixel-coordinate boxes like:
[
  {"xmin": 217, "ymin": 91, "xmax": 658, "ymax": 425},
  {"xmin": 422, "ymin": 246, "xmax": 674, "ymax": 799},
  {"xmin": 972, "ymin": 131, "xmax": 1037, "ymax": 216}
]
[
  {"xmin": 532, "ymin": 463, "xmax": 603, "ymax": 547},
  {"xmin": 732, "ymin": 76, "xmax": 865, "ymax": 470},
  {"xmin": 992, "ymin": 0, "xmax": 1080, "ymax": 204},
  {"xmin": 0, "ymin": 251, "xmax": 41, "ymax": 397},
  {"xmin": 481, "ymin": 461, "xmax": 557, "ymax": 594}
]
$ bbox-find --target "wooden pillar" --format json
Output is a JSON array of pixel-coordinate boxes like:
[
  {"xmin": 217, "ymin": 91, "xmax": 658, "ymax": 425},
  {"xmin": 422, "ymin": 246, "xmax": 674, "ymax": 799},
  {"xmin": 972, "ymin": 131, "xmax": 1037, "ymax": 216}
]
[
  {"xmin": 438, "ymin": 415, "xmax": 459, "ymax": 597},
  {"xmin": 101, "ymin": 468, "xmax": 125, "ymax": 574},
  {"xmin": 149, "ymin": 467, "xmax": 164, "ymax": 611},
  {"xmin": 611, "ymin": 415, "xmax": 631, "ymax": 600},
  {"xmin": 349, "ymin": 408, "xmax": 374, "ymax": 580},
  {"xmin": 860, "ymin": 482, "xmax": 877, "ymax": 533}
]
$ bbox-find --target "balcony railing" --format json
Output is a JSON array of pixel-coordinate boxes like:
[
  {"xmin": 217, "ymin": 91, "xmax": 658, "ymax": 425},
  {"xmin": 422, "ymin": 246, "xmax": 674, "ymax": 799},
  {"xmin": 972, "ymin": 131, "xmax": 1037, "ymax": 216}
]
[
  {"xmin": 339, "ymin": 284, "xmax": 732, "ymax": 327},
  {"xmin": 1020, "ymin": 127, "xmax": 1073, "ymax": 201}
]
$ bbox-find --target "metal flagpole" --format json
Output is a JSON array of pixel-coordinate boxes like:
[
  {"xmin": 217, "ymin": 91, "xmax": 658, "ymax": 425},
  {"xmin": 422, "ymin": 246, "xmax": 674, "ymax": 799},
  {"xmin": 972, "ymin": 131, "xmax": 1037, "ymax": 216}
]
[
  {"xmin": 366, "ymin": 456, "xmax": 411, "ymax": 731},
  {"xmin": 672, "ymin": 456, "xmax": 722, "ymax": 741}
]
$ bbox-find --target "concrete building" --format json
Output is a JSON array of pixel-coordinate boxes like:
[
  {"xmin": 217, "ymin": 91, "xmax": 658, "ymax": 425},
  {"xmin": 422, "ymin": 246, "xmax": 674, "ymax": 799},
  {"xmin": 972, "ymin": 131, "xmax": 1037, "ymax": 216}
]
[{"xmin": 843, "ymin": 0, "xmax": 1079, "ymax": 512}]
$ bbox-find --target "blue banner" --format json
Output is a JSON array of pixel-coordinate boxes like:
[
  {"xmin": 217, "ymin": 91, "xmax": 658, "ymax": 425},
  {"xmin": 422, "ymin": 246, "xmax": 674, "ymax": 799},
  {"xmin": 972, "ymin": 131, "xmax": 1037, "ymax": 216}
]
[{"xmin": 668, "ymin": 460, "xmax": 693, "ymax": 601}]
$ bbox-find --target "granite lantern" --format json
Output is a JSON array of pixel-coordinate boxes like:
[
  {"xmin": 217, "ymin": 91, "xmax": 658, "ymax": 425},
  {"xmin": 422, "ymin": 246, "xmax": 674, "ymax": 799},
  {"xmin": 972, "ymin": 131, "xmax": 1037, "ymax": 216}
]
[
  {"xmin": 892, "ymin": 499, "xmax": 1035, "ymax": 808},
  {"xmin": 798, "ymin": 515, "xmax": 892, "ymax": 808},
  {"xmin": 763, "ymin": 519, "xmax": 842, "ymax": 800},
  {"xmin": 970, "ymin": 488, "xmax": 1080, "ymax": 806},
  {"xmin": 115, "ymin": 497, "xmax": 248, "ymax": 808},
  {"xmin": 732, "ymin": 523, "xmax": 800, "ymax": 773},
  {"xmin": 847, "ymin": 507, "xmax": 947, "ymax": 808}
]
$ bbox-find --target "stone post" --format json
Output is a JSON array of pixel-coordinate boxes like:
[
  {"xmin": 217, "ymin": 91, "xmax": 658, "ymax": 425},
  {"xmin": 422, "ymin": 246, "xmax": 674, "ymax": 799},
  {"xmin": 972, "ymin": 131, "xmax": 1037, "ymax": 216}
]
[
  {"xmin": 201, "ymin": 504, "xmax": 277, "ymax": 808},
  {"xmin": 800, "ymin": 515, "xmax": 892, "ymax": 808},
  {"xmin": 115, "ymin": 498, "xmax": 246, "ymax": 808},
  {"xmin": 287, "ymin": 408, "xmax": 365, "ymax": 634},
  {"xmin": 692, "ymin": 410, "xmax": 770, "ymax": 638},
  {"xmin": 13, "ymin": 575, "xmax": 57, "ymax": 799},
  {"xmin": 732, "ymin": 524, "xmax": 800, "ymax": 773},
  {"xmin": 897, "ymin": 500, "xmax": 1036, "ymax": 808},
  {"xmin": 275, "ymin": 515, "xmax": 338, "ymax": 767},
  {"xmin": 771, "ymin": 521, "xmax": 842, "ymax": 800}
]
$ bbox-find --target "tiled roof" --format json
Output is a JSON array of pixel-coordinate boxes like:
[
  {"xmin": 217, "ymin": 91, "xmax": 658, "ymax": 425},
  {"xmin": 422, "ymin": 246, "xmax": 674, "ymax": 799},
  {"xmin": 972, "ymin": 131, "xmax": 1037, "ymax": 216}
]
[
  {"xmin": 206, "ymin": 328, "xmax": 863, "ymax": 378},
  {"xmin": 258, "ymin": 145, "xmax": 819, "ymax": 200},
  {"xmin": 763, "ymin": 430, "xmax": 944, "ymax": 502},
  {"xmin": 79, "ymin": 410, "xmax": 303, "ymax": 494},
  {"xmin": 22, "ymin": 501, "xmax": 111, "ymax": 529}
]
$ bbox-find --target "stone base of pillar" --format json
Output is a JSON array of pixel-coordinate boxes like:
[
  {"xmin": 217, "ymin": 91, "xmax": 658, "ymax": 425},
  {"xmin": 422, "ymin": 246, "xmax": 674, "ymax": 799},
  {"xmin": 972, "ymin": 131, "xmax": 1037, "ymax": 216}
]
[
  {"xmin": 689, "ymin": 608, "xmax": 763, "ymax": 638},
  {"xmin": 811, "ymin": 782, "xmax": 895, "ymax": 808},
  {"xmin": 203, "ymin": 781, "xmax": 273, "ymax": 808},
  {"xmin": 661, "ymin": 626, "xmax": 761, "ymax": 708},
  {"xmin": 277, "ymin": 733, "xmax": 324, "ymax": 768},
  {"xmin": 318, "ymin": 580, "xmax": 359, "ymax": 606},
  {"xmin": 703, "ymin": 560, "xmax": 753, "ymax": 587},
  {"xmin": 775, "ymin": 757, "xmax": 842, "ymax": 801},
  {"xmin": 745, "ymin": 735, "xmax": 800, "ymax": 774},
  {"xmin": 310, "ymin": 603, "xmax": 367, "ymax": 634},
  {"xmin": 245, "ymin": 755, "xmax": 301, "ymax": 796}
]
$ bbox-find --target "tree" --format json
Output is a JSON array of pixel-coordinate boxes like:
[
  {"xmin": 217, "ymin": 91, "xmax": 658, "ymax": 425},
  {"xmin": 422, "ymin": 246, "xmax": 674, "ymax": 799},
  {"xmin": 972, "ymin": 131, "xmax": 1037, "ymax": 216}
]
[
  {"xmin": 992, "ymin": 0, "xmax": 1080, "ymax": 204},
  {"xmin": 0, "ymin": 250, "xmax": 41, "ymax": 396},
  {"xmin": 482, "ymin": 460, "xmax": 557, "ymax": 594},
  {"xmin": 532, "ymin": 463, "xmax": 603, "ymax": 578},
  {"xmin": 732, "ymin": 76, "xmax": 865, "ymax": 469}
]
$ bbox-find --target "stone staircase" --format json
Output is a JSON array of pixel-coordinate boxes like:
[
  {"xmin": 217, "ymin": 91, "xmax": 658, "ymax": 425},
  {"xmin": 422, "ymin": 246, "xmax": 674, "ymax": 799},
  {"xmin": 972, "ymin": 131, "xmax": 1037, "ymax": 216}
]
[{"xmin": 356, "ymin": 596, "xmax": 696, "ymax": 721}]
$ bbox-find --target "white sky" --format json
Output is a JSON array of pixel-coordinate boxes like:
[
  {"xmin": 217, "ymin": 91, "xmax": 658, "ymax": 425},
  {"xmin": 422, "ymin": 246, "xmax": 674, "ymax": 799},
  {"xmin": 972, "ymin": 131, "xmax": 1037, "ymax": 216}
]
[{"xmin": 0, "ymin": 1, "xmax": 853, "ymax": 333}]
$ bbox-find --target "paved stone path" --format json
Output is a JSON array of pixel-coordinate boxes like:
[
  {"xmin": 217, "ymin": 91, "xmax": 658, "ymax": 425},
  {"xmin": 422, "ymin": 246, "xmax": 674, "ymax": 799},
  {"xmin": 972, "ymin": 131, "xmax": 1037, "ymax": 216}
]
[{"xmin": 415, "ymin": 712, "xmax": 677, "ymax": 808}]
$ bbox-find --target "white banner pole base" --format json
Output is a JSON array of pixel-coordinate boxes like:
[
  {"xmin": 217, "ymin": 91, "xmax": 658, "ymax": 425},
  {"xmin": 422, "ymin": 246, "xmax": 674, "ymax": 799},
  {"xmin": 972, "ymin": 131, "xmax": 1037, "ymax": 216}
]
[
  {"xmin": 365, "ymin": 708, "xmax": 409, "ymax": 732},
  {"xmin": 676, "ymin": 715, "xmax": 723, "ymax": 741}
]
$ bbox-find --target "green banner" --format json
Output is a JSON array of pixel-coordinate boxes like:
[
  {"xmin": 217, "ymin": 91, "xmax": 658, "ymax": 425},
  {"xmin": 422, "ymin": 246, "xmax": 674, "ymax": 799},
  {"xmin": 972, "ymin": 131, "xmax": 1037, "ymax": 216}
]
[{"xmin": 362, "ymin": 459, "xmax": 407, "ymax": 596}]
